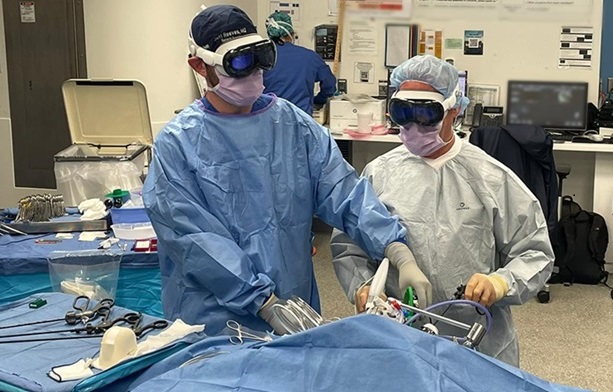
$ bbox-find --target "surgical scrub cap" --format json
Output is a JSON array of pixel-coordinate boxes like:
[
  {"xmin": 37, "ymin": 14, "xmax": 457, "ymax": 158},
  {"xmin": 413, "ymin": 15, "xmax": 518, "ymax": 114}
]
[
  {"xmin": 266, "ymin": 12, "xmax": 294, "ymax": 39},
  {"xmin": 391, "ymin": 55, "xmax": 469, "ymax": 112},
  {"xmin": 191, "ymin": 5, "xmax": 258, "ymax": 51}
]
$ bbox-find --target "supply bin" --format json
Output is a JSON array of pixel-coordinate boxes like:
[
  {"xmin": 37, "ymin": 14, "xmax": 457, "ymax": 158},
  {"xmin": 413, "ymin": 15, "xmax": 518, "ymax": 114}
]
[
  {"xmin": 48, "ymin": 250, "xmax": 122, "ymax": 301},
  {"xmin": 54, "ymin": 79, "xmax": 153, "ymax": 206}
]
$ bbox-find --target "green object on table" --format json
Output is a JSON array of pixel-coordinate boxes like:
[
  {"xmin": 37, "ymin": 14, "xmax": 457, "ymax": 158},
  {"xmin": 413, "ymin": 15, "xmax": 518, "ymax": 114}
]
[
  {"xmin": 105, "ymin": 189, "xmax": 130, "ymax": 199},
  {"xmin": 28, "ymin": 298, "xmax": 47, "ymax": 309}
]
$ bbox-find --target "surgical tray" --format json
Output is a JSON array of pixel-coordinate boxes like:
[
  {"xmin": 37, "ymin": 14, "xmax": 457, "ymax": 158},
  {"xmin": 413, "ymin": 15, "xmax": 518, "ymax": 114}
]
[{"xmin": 5, "ymin": 219, "xmax": 109, "ymax": 234}]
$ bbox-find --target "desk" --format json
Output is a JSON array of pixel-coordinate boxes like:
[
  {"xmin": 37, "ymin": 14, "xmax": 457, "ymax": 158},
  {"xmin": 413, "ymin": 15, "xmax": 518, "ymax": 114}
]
[
  {"xmin": 0, "ymin": 233, "xmax": 162, "ymax": 316},
  {"xmin": 332, "ymin": 132, "xmax": 613, "ymax": 265}
]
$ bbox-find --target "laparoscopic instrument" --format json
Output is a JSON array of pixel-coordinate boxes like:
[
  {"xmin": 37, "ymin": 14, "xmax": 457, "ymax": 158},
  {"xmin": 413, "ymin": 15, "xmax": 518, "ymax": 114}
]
[
  {"xmin": 0, "ymin": 309, "xmax": 167, "ymax": 344},
  {"xmin": 365, "ymin": 258, "xmax": 491, "ymax": 349},
  {"xmin": 0, "ymin": 296, "xmax": 114, "ymax": 331}
]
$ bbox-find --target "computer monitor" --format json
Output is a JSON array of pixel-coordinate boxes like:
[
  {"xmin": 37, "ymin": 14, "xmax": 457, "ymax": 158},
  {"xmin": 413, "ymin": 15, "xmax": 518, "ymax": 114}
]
[{"xmin": 506, "ymin": 81, "xmax": 588, "ymax": 132}]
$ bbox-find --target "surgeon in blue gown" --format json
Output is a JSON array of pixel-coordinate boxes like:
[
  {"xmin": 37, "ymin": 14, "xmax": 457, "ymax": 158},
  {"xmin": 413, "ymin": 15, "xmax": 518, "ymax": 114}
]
[
  {"xmin": 263, "ymin": 11, "xmax": 336, "ymax": 116},
  {"xmin": 143, "ymin": 5, "xmax": 431, "ymax": 336}
]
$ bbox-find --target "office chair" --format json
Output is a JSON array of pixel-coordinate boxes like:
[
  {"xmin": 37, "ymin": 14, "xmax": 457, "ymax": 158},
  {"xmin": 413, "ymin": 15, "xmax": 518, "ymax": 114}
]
[{"xmin": 469, "ymin": 125, "xmax": 558, "ymax": 304}]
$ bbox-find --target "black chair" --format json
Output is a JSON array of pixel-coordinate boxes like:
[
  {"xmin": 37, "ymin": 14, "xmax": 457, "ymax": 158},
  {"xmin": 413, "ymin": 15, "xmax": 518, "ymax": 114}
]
[
  {"xmin": 536, "ymin": 164, "xmax": 571, "ymax": 303},
  {"xmin": 469, "ymin": 125, "xmax": 558, "ymax": 303}
]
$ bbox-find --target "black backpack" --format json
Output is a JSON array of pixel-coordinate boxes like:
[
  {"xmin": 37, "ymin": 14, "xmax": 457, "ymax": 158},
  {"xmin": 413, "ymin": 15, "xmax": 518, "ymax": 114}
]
[{"xmin": 550, "ymin": 196, "xmax": 609, "ymax": 284}]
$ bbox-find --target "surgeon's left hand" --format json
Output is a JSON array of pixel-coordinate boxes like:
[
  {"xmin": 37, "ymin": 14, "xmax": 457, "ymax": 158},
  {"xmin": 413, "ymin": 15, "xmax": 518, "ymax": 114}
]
[{"xmin": 465, "ymin": 273, "xmax": 509, "ymax": 307}]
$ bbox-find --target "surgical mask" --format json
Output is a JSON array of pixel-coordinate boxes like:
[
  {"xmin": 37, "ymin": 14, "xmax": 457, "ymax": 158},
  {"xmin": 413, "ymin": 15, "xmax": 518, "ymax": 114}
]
[
  {"xmin": 208, "ymin": 70, "xmax": 264, "ymax": 107},
  {"xmin": 399, "ymin": 122, "xmax": 452, "ymax": 157}
]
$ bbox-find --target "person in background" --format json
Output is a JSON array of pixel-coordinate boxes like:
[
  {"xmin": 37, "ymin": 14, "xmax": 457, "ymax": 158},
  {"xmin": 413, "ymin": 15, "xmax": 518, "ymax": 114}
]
[
  {"xmin": 263, "ymin": 11, "xmax": 337, "ymax": 116},
  {"xmin": 143, "ymin": 5, "xmax": 430, "ymax": 336},
  {"xmin": 330, "ymin": 55, "xmax": 554, "ymax": 367}
]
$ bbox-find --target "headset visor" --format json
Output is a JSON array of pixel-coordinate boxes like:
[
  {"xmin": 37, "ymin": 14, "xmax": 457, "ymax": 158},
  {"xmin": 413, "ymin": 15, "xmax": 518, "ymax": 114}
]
[
  {"xmin": 222, "ymin": 39, "xmax": 277, "ymax": 78},
  {"xmin": 389, "ymin": 90, "xmax": 457, "ymax": 126}
]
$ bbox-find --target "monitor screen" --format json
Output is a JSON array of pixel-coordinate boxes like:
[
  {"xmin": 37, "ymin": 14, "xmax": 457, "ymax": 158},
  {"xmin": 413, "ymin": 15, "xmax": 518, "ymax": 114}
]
[
  {"xmin": 458, "ymin": 70, "xmax": 468, "ymax": 99},
  {"xmin": 506, "ymin": 81, "xmax": 588, "ymax": 131}
]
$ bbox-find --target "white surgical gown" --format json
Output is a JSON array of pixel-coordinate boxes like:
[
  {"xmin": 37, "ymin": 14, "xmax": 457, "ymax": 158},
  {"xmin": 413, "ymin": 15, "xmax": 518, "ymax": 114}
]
[
  {"xmin": 143, "ymin": 95, "xmax": 406, "ymax": 335},
  {"xmin": 331, "ymin": 137, "xmax": 554, "ymax": 367}
]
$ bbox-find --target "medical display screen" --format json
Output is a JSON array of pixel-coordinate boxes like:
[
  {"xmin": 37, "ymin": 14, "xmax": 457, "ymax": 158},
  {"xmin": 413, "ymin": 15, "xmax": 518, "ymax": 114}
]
[
  {"xmin": 506, "ymin": 81, "xmax": 588, "ymax": 131},
  {"xmin": 458, "ymin": 71, "xmax": 468, "ymax": 99}
]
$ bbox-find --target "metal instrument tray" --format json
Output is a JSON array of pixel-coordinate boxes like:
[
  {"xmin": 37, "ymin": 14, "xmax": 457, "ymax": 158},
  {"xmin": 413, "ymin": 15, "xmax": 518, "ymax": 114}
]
[{"xmin": 5, "ymin": 219, "xmax": 109, "ymax": 234}]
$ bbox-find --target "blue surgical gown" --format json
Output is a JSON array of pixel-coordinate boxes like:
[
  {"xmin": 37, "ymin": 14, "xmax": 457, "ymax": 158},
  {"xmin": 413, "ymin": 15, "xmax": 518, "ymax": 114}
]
[
  {"xmin": 143, "ymin": 94, "xmax": 405, "ymax": 335},
  {"xmin": 263, "ymin": 43, "xmax": 336, "ymax": 115}
]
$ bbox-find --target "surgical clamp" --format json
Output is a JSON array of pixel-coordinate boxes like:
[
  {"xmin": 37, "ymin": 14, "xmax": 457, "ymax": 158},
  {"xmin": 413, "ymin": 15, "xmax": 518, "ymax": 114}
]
[{"xmin": 227, "ymin": 320, "xmax": 272, "ymax": 344}]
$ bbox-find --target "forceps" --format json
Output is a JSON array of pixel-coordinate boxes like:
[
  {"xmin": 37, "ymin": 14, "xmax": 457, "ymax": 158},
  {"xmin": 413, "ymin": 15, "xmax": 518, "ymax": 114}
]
[{"xmin": 226, "ymin": 320, "xmax": 272, "ymax": 345}]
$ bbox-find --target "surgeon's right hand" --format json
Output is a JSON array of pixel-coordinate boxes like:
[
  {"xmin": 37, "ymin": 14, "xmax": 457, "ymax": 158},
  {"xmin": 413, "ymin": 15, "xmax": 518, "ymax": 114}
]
[
  {"xmin": 385, "ymin": 242, "xmax": 433, "ymax": 309},
  {"xmin": 257, "ymin": 293, "xmax": 291, "ymax": 336}
]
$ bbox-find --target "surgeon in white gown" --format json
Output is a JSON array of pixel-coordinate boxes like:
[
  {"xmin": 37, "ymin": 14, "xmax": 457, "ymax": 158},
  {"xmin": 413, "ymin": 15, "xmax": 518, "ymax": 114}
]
[{"xmin": 330, "ymin": 55, "xmax": 554, "ymax": 367}]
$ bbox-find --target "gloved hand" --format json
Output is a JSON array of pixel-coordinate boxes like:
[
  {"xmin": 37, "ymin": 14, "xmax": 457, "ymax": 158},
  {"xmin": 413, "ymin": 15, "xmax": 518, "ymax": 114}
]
[
  {"xmin": 465, "ymin": 273, "xmax": 509, "ymax": 307},
  {"xmin": 385, "ymin": 242, "xmax": 432, "ymax": 308},
  {"xmin": 257, "ymin": 293, "xmax": 291, "ymax": 336}
]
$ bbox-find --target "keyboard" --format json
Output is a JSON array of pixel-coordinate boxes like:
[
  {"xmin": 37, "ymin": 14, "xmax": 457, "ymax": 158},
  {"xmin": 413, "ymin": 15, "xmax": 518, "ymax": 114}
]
[{"xmin": 547, "ymin": 132, "xmax": 575, "ymax": 142}]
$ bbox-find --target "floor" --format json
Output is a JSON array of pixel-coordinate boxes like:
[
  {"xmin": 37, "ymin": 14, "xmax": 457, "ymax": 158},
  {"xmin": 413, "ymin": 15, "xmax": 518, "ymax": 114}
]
[{"xmin": 311, "ymin": 229, "xmax": 613, "ymax": 392}]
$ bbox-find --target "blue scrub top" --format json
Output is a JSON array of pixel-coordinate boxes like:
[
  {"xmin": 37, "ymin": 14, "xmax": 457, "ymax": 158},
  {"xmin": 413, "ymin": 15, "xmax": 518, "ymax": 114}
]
[{"xmin": 263, "ymin": 43, "xmax": 336, "ymax": 115}]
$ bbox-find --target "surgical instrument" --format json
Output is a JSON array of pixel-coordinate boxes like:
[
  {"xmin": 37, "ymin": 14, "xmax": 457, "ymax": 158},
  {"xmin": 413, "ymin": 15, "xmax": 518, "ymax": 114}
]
[
  {"xmin": 0, "ymin": 297, "xmax": 114, "ymax": 331},
  {"xmin": 0, "ymin": 311, "xmax": 139, "ymax": 339},
  {"xmin": 365, "ymin": 259, "xmax": 490, "ymax": 349},
  {"xmin": 370, "ymin": 296, "xmax": 489, "ymax": 349},
  {"xmin": 0, "ymin": 334, "xmax": 105, "ymax": 345},
  {"xmin": 271, "ymin": 296, "xmax": 326, "ymax": 334},
  {"xmin": 0, "ymin": 223, "xmax": 27, "ymax": 236},
  {"xmin": 226, "ymin": 320, "xmax": 272, "ymax": 344},
  {"xmin": 131, "ymin": 316, "xmax": 168, "ymax": 338},
  {"xmin": 179, "ymin": 351, "xmax": 231, "ymax": 368}
]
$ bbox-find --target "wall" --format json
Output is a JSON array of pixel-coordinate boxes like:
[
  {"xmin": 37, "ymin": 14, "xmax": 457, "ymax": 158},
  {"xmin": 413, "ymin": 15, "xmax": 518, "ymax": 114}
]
[
  {"xmin": 257, "ymin": 1, "xmax": 603, "ymax": 105},
  {"xmin": 319, "ymin": 1, "xmax": 603, "ymax": 211},
  {"xmin": 0, "ymin": 0, "xmax": 257, "ymax": 207},
  {"xmin": 336, "ymin": 4, "xmax": 603, "ymax": 106},
  {"xmin": 0, "ymin": 1, "xmax": 607, "ymax": 206},
  {"xmin": 83, "ymin": 0, "xmax": 258, "ymax": 137},
  {"xmin": 256, "ymin": 1, "xmax": 337, "ymax": 56}
]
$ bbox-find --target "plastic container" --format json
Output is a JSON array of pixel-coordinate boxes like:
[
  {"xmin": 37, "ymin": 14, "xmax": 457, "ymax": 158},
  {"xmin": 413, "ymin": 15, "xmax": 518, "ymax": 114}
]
[
  {"xmin": 111, "ymin": 223, "xmax": 156, "ymax": 240},
  {"xmin": 129, "ymin": 187, "xmax": 144, "ymax": 207},
  {"xmin": 48, "ymin": 250, "xmax": 122, "ymax": 301},
  {"xmin": 54, "ymin": 79, "xmax": 153, "ymax": 206}
]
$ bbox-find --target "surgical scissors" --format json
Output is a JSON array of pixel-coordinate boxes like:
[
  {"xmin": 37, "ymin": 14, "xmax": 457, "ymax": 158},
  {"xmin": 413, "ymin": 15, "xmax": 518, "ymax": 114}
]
[{"xmin": 226, "ymin": 320, "xmax": 272, "ymax": 345}]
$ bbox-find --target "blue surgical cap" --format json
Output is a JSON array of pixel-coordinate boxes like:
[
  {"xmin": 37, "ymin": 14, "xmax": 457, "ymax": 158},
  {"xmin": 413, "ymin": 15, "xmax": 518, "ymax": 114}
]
[
  {"xmin": 390, "ymin": 55, "xmax": 470, "ymax": 113},
  {"xmin": 191, "ymin": 5, "xmax": 257, "ymax": 51}
]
